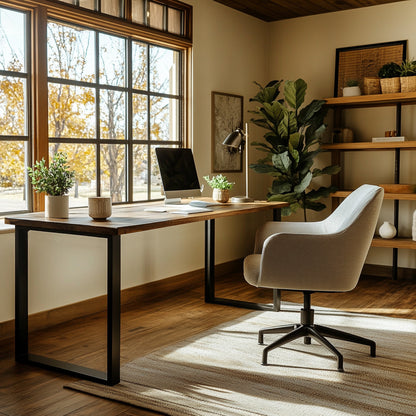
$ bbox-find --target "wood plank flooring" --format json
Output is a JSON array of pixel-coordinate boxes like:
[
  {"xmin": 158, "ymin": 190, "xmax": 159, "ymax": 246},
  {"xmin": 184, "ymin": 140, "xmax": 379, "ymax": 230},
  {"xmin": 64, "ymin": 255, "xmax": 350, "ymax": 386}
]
[{"xmin": 0, "ymin": 272, "xmax": 415, "ymax": 416}]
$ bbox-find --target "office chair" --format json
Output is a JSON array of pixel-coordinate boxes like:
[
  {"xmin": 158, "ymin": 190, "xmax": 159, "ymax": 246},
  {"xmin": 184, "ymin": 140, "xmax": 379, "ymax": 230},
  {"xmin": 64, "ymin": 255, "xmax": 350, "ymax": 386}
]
[{"xmin": 243, "ymin": 184, "xmax": 384, "ymax": 371}]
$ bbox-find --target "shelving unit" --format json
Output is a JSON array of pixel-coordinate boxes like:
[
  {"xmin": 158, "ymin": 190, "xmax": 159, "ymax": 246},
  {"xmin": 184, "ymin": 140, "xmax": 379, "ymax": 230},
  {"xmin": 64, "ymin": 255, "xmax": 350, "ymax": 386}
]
[{"xmin": 324, "ymin": 92, "xmax": 416, "ymax": 279}]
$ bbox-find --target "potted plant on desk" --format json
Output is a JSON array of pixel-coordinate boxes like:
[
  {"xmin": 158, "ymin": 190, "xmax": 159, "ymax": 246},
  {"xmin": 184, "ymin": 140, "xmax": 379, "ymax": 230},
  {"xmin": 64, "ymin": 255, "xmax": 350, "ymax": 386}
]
[
  {"xmin": 27, "ymin": 152, "xmax": 75, "ymax": 218},
  {"xmin": 204, "ymin": 174, "xmax": 234, "ymax": 203}
]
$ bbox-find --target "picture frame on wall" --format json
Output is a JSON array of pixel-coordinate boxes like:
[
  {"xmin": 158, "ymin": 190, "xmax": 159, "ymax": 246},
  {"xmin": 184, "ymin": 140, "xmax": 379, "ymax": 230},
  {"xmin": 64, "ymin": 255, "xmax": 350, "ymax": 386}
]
[
  {"xmin": 334, "ymin": 40, "xmax": 407, "ymax": 97},
  {"xmin": 211, "ymin": 91, "xmax": 243, "ymax": 172}
]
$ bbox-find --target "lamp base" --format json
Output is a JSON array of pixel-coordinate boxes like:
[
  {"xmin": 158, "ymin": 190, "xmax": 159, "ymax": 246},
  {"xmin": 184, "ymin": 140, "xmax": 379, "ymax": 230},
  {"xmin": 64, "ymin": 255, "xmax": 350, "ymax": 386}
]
[{"xmin": 230, "ymin": 196, "xmax": 254, "ymax": 203}]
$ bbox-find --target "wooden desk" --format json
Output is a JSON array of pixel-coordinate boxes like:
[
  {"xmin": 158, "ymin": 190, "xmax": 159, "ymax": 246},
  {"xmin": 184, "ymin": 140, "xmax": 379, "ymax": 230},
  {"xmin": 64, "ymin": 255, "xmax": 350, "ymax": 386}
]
[{"xmin": 5, "ymin": 200, "xmax": 287, "ymax": 385}]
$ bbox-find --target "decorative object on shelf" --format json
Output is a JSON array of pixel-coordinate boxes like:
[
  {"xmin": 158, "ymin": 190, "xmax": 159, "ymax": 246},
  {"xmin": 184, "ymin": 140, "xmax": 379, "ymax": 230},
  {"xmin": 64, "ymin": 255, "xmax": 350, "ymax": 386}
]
[
  {"xmin": 363, "ymin": 77, "xmax": 381, "ymax": 95},
  {"xmin": 378, "ymin": 62, "xmax": 401, "ymax": 93},
  {"xmin": 27, "ymin": 152, "xmax": 75, "ymax": 219},
  {"xmin": 203, "ymin": 174, "xmax": 234, "ymax": 203},
  {"xmin": 372, "ymin": 135, "xmax": 405, "ymax": 143},
  {"xmin": 249, "ymin": 79, "xmax": 340, "ymax": 220},
  {"xmin": 211, "ymin": 91, "xmax": 243, "ymax": 172},
  {"xmin": 341, "ymin": 128, "xmax": 354, "ymax": 142},
  {"xmin": 334, "ymin": 40, "xmax": 406, "ymax": 97},
  {"xmin": 88, "ymin": 196, "xmax": 112, "ymax": 221},
  {"xmin": 379, "ymin": 184, "xmax": 416, "ymax": 194},
  {"xmin": 399, "ymin": 58, "xmax": 416, "ymax": 92},
  {"xmin": 342, "ymin": 80, "xmax": 361, "ymax": 97},
  {"xmin": 412, "ymin": 210, "xmax": 416, "ymax": 241},
  {"xmin": 379, "ymin": 221, "xmax": 397, "ymax": 239}
]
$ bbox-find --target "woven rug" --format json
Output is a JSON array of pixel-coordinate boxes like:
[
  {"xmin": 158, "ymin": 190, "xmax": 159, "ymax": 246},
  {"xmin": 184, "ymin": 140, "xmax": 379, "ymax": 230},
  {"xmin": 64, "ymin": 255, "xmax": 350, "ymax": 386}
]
[{"xmin": 67, "ymin": 305, "xmax": 416, "ymax": 415}]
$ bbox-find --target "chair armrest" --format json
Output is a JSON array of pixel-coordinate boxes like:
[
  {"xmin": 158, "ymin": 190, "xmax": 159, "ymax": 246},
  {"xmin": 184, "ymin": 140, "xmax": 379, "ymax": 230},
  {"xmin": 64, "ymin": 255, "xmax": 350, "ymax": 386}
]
[{"xmin": 254, "ymin": 220, "xmax": 326, "ymax": 253}]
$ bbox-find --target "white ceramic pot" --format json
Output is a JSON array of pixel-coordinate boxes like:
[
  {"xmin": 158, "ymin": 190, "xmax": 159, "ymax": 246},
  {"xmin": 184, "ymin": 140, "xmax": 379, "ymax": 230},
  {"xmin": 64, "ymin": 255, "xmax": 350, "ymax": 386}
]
[
  {"xmin": 88, "ymin": 196, "xmax": 112, "ymax": 221},
  {"xmin": 379, "ymin": 221, "xmax": 396, "ymax": 239},
  {"xmin": 45, "ymin": 195, "xmax": 69, "ymax": 219},
  {"xmin": 342, "ymin": 86, "xmax": 361, "ymax": 97},
  {"xmin": 212, "ymin": 189, "xmax": 229, "ymax": 203}
]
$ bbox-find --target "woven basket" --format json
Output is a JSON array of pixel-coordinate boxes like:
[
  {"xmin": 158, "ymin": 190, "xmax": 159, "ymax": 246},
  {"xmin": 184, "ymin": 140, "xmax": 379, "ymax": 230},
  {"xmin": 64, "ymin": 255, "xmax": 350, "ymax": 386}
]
[
  {"xmin": 380, "ymin": 77, "xmax": 400, "ymax": 94},
  {"xmin": 400, "ymin": 76, "xmax": 416, "ymax": 92},
  {"xmin": 363, "ymin": 77, "xmax": 381, "ymax": 95}
]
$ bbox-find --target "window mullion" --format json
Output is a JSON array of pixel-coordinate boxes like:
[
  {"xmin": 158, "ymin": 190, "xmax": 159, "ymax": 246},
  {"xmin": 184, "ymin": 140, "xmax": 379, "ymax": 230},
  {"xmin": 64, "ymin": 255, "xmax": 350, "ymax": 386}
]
[
  {"xmin": 127, "ymin": 38, "xmax": 133, "ymax": 202},
  {"xmin": 95, "ymin": 30, "xmax": 101, "ymax": 197}
]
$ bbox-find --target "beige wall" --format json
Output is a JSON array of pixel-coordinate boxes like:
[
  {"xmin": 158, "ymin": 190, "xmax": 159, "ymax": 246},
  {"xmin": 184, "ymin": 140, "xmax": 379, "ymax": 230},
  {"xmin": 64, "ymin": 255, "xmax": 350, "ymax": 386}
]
[
  {"xmin": 0, "ymin": 0, "xmax": 271, "ymax": 323},
  {"xmin": 269, "ymin": 0, "xmax": 416, "ymax": 268}
]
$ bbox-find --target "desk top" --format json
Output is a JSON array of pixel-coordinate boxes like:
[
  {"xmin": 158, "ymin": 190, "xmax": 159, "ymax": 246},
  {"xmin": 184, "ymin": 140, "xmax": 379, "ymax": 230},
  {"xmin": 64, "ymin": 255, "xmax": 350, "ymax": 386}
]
[{"xmin": 5, "ymin": 199, "xmax": 288, "ymax": 236}]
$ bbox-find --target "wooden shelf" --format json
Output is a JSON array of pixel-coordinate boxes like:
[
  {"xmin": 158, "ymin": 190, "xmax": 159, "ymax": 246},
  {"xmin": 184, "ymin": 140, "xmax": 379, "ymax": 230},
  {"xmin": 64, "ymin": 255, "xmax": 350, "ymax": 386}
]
[
  {"xmin": 325, "ymin": 92, "xmax": 416, "ymax": 107},
  {"xmin": 331, "ymin": 191, "xmax": 416, "ymax": 201},
  {"xmin": 372, "ymin": 237, "xmax": 416, "ymax": 250},
  {"xmin": 322, "ymin": 141, "xmax": 416, "ymax": 150}
]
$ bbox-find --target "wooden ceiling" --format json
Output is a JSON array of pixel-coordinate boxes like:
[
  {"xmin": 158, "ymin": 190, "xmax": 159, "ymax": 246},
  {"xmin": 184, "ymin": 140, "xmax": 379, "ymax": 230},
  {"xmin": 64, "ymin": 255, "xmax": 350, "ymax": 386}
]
[{"xmin": 213, "ymin": 0, "xmax": 406, "ymax": 22}]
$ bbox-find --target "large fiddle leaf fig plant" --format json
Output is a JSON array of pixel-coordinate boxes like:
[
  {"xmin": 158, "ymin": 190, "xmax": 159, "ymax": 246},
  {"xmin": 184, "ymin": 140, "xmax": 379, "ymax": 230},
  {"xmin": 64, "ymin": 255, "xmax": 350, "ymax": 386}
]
[{"xmin": 250, "ymin": 79, "xmax": 340, "ymax": 221}]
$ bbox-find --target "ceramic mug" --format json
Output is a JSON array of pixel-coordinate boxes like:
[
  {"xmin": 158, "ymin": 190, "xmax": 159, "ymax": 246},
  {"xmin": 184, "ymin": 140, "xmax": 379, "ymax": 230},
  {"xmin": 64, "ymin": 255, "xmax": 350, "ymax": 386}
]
[{"xmin": 88, "ymin": 197, "xmax": 112, "ymax": 221}]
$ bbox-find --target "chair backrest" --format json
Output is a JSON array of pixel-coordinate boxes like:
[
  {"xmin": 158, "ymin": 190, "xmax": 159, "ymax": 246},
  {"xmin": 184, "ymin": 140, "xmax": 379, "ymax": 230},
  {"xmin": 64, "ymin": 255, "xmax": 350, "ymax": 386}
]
[{"xmin": 256, "ymin": 185, "xmax": 384, "ymax": 292}]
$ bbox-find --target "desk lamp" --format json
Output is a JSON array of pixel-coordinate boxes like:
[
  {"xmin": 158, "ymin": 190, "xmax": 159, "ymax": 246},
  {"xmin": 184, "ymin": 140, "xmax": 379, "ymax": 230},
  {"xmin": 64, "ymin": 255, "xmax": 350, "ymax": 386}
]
[{"xmin": 222, "ymin": 123, "xmax": 254, "ymax": 203}]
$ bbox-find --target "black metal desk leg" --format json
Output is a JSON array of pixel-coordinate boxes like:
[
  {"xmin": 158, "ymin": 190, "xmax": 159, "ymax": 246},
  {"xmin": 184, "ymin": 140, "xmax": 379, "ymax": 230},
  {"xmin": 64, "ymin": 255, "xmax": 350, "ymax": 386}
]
[
  {"xmin": 15, "ymin": 226, "xmax": 29, "ymax": 362},
  {"xmin": 205, "ymin": 219, "xmax": 215, "ymax": 303},
  {"xmin": 107, "ymin": 235, "xmax": 121, "ymax": 385}
]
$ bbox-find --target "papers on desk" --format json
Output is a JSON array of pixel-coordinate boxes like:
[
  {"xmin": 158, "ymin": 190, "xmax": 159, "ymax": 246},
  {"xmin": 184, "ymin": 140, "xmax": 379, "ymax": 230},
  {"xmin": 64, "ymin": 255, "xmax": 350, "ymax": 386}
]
[{"xmin": 144, "ymin": 205, "xmax": 213, "ymax": 214}]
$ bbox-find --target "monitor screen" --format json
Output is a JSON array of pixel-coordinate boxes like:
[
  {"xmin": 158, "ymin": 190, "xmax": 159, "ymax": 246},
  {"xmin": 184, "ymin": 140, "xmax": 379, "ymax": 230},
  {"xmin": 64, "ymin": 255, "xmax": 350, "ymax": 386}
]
[{"xmin": 156, "ymin": 147, "xmax": 201, "ymax": 201}]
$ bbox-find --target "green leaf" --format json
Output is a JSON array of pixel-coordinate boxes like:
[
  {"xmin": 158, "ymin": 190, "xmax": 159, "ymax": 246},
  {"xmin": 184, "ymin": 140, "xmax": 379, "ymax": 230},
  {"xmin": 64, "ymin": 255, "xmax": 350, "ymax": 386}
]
[
  {"xmin": 278, "ymin": 111, "xmax": 297, "ymax": 139},
  {"xmin": 272, "ymin": 151, "xmax": 292, "ymax": 173},
  {"xmin": 284, "ymin": 79, "xmax": 307, "ymax": 110},
  {"xmin": 250, "ymin": 80, "xmax": 282, "ymax": 104},
  {"xmin": 294, "ymin": 171, "xmax": 312, "ymax": 193},
  {"xmin": 250, "ymin": 163, "xmax": 278, "ymax": 174},
  {"xmin": 271, "ymin": 179, "xmax": 292, "ymax": 194},
  {"xmin": 302, "ymin": 200, "xmax": 326, "ymax": 212},
  {"xmin": 298, "ymin": 100, "xmax": 326, "ymax": 126},
  {"xmin": 306, "ymin": 185, "xmax": 337, "ymax": 201}
]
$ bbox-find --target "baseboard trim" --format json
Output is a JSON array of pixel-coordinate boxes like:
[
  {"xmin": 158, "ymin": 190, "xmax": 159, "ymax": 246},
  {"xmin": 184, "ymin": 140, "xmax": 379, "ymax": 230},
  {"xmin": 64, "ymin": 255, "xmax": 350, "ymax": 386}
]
[{"xmin": 0, "ymin": 259, "xmax": 243, "ymax": 341}]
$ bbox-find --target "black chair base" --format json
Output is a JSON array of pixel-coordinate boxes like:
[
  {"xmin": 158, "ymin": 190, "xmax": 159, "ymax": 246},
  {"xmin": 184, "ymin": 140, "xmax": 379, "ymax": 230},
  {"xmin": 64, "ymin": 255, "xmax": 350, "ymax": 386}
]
[{"xmin": 259, "ymin": 292, "xmax": 376, "ymax": 372}]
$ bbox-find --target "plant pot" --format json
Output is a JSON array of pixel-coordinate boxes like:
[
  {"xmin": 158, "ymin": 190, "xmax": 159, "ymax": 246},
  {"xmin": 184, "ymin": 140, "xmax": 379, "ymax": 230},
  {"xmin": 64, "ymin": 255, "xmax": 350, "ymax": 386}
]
[
  {"xmin": 88, "ymin": 196, "xmax": 112, "ymax": 221},
  {"xmin": 400, "ymin": 76, "xmax": 416, "ymax": 92},
  {"xmin": 380, "ymin": 77, "xmax": 400, "ymax": 94},
  {"xmin": 342, "ymin": 86, "xmax": 361, "ymax": 97},
  {"xmin": 212, "ymin": 189, "xmax": 229, "ymax": 203},
  {"xmin": 363, "ymin": 77, "xmax": 381, "ymax": 95},
  {"xmin": 45, "ymin": 195, "xmax": 69, "ymax": 219}
]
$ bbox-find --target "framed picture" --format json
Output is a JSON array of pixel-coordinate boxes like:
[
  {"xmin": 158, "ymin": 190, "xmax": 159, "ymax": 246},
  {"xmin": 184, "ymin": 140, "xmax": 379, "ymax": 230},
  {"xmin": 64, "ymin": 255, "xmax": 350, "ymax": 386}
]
[
  {"xmin": 211, "ymin": 91, "xmax": 243, "ymax": 172},
  {"xmin": 334, "ymin": 40, "xmax": 407, "ymax": 97}
]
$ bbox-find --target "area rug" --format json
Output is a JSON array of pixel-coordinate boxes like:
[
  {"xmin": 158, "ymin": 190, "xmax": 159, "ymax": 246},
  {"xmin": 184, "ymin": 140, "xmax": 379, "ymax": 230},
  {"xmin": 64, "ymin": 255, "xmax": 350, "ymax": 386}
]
[{"xmin": 67, "ymin": 304, "xmax": 416, "ymax": 415}]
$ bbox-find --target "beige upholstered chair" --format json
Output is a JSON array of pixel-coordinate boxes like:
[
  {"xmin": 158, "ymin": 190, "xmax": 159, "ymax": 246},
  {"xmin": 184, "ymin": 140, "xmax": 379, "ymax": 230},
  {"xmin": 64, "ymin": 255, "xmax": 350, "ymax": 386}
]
[{"xmin": 243, "ymin": 184, "xmax": 384, "ymax": 371}]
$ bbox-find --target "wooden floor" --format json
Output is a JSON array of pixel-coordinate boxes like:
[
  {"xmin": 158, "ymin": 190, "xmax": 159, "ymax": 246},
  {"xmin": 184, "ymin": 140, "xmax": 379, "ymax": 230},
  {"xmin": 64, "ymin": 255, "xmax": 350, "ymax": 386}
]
[{"xmin": 1, "ymin": 272, "xmax": 415, "ymax": 416}]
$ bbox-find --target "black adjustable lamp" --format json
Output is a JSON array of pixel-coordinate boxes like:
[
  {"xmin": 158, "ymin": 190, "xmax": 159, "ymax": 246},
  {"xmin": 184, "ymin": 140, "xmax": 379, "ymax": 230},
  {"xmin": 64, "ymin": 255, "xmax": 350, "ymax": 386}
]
[{"xmin": 222, "ymin": 123, "xmax": 254, "ymax": 203}]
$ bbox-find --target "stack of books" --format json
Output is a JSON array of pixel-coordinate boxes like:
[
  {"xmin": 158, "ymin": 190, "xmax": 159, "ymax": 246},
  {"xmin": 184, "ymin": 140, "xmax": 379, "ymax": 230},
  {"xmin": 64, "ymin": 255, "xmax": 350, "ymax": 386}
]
[{"xmin": 372, "ymin": 136, "xmax": 406, "ymax": 143}]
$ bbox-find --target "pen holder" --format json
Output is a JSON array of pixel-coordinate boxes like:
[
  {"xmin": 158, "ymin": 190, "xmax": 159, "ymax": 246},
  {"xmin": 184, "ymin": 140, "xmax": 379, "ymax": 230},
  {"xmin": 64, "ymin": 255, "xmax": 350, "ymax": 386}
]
[{"xmin": 88, "ymin": 197, "xmax": 112, "ymax": 221}]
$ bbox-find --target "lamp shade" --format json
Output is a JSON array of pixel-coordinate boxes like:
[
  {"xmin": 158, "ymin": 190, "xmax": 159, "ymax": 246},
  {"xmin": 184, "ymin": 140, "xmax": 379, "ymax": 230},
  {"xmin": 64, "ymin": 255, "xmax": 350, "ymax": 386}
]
[{"xmin": 222, "ymin": 128, "xmax": 244, "ymax": 150}]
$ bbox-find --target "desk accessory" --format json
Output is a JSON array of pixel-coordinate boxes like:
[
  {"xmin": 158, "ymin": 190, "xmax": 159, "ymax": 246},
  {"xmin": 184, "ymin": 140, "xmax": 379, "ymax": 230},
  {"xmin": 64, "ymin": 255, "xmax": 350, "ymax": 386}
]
[
  {"xmin": 222, "ymin": 123, "xmax": 254, "ymax": 203},
  {"xmin": 88, "ymin": 197, "xmax": 112, "ymax": 220}
]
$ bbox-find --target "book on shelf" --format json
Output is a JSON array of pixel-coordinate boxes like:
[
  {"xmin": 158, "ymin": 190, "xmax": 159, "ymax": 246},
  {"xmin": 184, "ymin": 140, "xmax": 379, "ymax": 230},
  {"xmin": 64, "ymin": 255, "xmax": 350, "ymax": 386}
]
[{"xmin": 372, "ymin": 136, "xmax": 406, "ymax": 143}]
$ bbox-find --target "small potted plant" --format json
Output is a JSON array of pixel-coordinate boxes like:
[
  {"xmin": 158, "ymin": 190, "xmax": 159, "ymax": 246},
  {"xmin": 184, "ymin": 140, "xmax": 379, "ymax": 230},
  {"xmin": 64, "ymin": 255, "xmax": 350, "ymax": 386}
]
[
  {"xmin": 378, "ymin": 62, "xmax": 401, "ymax": 93},
  {"xmin": 399, "ymin": 58, "xmax": 416, "ymax": 92},
  {"xmin": 342, "ymin": 80, "xmax": 361, "ymax": 97},
  {"xmin": 27, "ymin": 152, "xmax": 75, "ymax": 218},
  {"xmin": 203, "ymin": 174, "xmax": 234, "ymax": 203}
]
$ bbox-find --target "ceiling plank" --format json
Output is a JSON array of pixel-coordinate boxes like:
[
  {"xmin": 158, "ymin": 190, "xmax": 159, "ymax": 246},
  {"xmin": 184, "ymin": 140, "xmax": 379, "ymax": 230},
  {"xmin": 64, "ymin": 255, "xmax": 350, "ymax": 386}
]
[{"xmin": 213, "ymin": 0, "xmax": 407, "ymax": 22}]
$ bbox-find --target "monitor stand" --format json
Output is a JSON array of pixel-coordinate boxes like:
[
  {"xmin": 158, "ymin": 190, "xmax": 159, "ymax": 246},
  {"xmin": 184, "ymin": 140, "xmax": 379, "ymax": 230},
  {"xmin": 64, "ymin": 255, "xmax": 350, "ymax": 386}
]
[{"xmin": 164, "ymin": 197, "xmax": 182, "ymax": 205}]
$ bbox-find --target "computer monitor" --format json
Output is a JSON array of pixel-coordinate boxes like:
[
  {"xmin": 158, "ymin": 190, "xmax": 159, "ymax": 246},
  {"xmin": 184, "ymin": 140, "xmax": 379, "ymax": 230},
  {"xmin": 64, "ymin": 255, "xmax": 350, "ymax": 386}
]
[{"xmin": 156, "ymin": 147, "xmax": 201, "ymax": 204}]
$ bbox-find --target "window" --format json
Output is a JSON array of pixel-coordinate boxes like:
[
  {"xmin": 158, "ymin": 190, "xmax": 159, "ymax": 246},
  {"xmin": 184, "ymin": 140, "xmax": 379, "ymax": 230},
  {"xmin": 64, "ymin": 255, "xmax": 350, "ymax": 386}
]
[
  {"xmin": 0, "ymin": 7, "xmax": 31, "ymax": 214},
  {"xmin": 0, "ymin": 0, "xmax": 191, "ymax": 215}
]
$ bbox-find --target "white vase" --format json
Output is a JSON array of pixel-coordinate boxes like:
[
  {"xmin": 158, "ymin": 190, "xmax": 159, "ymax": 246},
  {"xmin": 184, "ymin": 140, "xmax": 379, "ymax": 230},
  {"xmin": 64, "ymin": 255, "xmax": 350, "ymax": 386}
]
[
  {"xmin": 342, "ymin": 86, "xmax": 361, "ymax": 97},
  {"xmin": 45, "ymin": 195, "xmax": 69, "ymax": 219},
  {"xmin": 412, "ymin": 210, "xmax": 416, "ymax": 241},
  {"xmin": 379, "ymin": 221, "xmax": 396, "ymax": 239}
]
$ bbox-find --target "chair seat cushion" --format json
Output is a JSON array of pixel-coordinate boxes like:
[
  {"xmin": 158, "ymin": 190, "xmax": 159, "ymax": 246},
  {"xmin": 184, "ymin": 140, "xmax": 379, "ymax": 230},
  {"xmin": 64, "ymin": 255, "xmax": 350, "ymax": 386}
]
[{"xmin": 243, "ymin": 254, "xmax": 261, "ymax": 287}]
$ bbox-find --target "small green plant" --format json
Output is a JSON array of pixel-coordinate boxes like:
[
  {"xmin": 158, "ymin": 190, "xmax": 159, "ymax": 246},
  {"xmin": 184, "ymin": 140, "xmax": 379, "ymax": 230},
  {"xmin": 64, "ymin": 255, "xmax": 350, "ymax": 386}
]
[
  {"xmin": 28, "ymin": 152, "xmax": 75, "ymax": 196},
  {"xmin": 378, "ymin": 62, "xmax": 401, "ymax": 78},
  {"xmin": 346, "ymin": 79, "xmax": 359, "ymax": 87},
  {"xmin": 399, "ymin": 59, "xmax": 416, "ymax": 76},
  {"xmin": 204, "ymin": 174, "xmax": 234, "ymax": 190}
]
